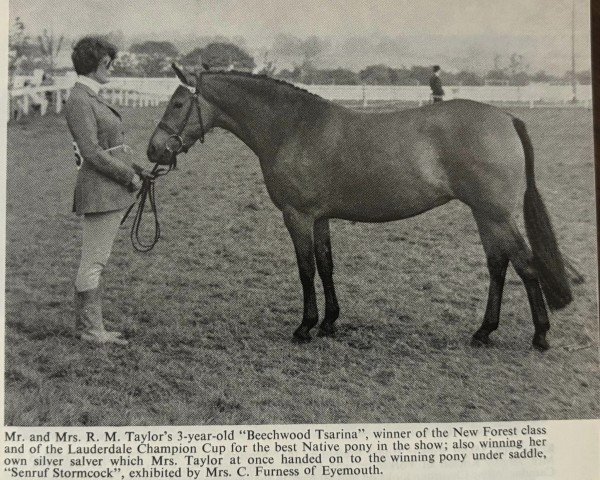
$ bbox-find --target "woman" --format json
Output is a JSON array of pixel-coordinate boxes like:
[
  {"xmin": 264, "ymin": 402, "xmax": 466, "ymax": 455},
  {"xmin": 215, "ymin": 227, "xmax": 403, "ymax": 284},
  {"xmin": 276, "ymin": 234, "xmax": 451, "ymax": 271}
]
[{"xmin": 65, "ymin": 36, "xmax": 149, "ymax": 345}]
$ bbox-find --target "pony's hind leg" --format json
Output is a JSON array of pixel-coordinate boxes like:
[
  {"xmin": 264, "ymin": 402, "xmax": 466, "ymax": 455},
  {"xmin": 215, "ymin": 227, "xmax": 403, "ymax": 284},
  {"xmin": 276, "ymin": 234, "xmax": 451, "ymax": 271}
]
[
  {"xmin": 509, "ymin": 241, "xmax": 551, "ymax": 351},
  {"xmin": 473, "ymin": 215, "xmax": 550, "ymax": 350},
  {"xmin": 472, "ymin": 216, "xmax": 509, "ymax": 346},
  {"xmin": 283, "ymin": 207, "xmax": 319, "ymax": 342},
  {"xmin": 313, "ymin": 218, "xmax": 340, "ymax": 336},
  {"xmin": 471, "ymin": 257, "xmax": 509, "ymax": 346}
]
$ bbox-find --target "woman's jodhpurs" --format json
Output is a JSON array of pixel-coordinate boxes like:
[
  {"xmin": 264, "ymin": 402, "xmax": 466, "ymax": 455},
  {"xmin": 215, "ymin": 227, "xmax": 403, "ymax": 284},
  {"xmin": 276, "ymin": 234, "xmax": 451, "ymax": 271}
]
[{"xmin": 74, "ymin": 209, "xmax": 128, "ymax": 345}]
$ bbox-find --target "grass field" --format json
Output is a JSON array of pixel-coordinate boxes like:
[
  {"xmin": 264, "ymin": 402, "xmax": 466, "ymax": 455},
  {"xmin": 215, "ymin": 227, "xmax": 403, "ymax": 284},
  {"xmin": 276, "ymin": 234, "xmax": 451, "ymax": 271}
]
[{"xmin": 4, "ymin": 102, "xmax": 599, "ymax": 426}]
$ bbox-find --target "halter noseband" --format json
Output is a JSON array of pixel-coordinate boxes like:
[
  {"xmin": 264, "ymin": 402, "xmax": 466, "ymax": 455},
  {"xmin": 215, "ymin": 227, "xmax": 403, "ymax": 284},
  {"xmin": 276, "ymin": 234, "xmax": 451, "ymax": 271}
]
[{"xmin": 156, "ymin": 77, "xmax": 205, "ymax": 159}]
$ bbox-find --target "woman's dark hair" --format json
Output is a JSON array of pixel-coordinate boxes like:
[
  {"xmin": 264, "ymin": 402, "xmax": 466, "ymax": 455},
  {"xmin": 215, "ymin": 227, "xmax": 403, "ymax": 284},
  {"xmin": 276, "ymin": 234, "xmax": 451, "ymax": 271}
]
[{"xmin": 71, "ymin": 36, "xmax": 117, "ymax": 75}]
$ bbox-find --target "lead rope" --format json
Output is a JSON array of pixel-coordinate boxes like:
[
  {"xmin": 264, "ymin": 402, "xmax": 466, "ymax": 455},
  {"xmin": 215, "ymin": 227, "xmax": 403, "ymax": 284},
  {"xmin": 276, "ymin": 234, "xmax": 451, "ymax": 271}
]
[{"xmin": 121, "ymin": 163, "xmax": 172, "ymax": 252}]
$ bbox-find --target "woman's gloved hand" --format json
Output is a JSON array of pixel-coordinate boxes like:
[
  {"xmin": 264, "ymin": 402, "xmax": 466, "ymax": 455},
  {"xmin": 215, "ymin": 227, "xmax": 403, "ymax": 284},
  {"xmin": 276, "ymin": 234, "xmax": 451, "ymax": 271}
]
[
  {"xmin": 129, "ymin": 174, "xmax": 144, "ymax": 191},
  {"xmin": 129, "ymin": 164, "xmax": 156, "ymax": 191}
]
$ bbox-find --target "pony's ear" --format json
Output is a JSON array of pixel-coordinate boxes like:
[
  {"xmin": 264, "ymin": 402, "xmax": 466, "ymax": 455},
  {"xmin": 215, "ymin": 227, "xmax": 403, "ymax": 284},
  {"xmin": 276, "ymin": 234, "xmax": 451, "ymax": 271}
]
[
  {"xmin": 193, "ymin": 64, "xmax": 209, "ymax": 78},
  {"xmin": 171, "ymin": 63, "xmax": 196, "ymax": 87}
]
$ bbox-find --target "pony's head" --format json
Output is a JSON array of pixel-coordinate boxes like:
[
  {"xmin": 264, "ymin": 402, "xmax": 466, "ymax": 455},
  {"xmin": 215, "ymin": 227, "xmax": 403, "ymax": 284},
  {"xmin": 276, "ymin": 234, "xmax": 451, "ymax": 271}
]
[{"xmin": 147, "ymin": 64, "xmax": 217, "ymax": 165}]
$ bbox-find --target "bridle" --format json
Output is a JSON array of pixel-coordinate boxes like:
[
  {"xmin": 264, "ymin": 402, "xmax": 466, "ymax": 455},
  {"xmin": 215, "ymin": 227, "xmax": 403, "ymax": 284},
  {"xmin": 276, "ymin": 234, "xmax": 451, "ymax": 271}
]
[
  {"xmin": 156, "ymin": 75, "xmax": 206, "ymax": 166},
  {"xmin": 121, "ymin": 77, "xmax": 207, "ymax": 252}
]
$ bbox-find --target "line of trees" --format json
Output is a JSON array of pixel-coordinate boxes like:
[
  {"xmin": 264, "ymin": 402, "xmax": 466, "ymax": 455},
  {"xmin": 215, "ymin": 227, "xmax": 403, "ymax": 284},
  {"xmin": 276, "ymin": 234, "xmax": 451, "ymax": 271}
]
[
  {"xmin": 109, "ymin": 41, "xmax": 592, "ymax": 85},
  {"xmin": 275, "ymin": 63, "xmax": 591, "ymax": 86},
  {"xmin": 9, "ymin": 19, "xmax": 591, "ymax": 86},
  {"xmin": 112, "ymin": 40, "xmax": 256, "ymax": 76},
  {"xmin": 9, "ymin": 19, "xmax": 256, "ymax": 78},
  {"xmin": 109, "ymin": 41, "xmax": 254, "ymax": 77}
]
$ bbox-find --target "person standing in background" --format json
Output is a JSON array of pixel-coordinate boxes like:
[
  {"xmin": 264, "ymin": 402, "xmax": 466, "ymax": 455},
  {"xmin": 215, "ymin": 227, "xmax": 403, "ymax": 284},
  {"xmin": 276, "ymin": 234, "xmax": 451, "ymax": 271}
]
[{"xmin": 429, "ymin": 65, "xmax": 445, "ymax": 102}]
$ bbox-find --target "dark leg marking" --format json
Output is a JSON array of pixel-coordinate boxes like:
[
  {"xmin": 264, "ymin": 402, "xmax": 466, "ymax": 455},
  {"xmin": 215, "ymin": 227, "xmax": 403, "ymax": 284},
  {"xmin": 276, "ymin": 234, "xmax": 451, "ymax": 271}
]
[
  {"xmin": 472, "ymin": 256, "xmax": 509, "ymax": 347},
  {"xmin": 514, "ymin": 263, "xmax": 551, "ymax": 351},
  {"xmin": 473, "ymin": 214, "xmax": 550, "ymax": 350},
  {"xmin": 283, "ymin": 208, "xmax": 318, "ymax": 342},
  {"xmin": 313, "ymin": 218, "xmax": 340, "ymax": 337}
]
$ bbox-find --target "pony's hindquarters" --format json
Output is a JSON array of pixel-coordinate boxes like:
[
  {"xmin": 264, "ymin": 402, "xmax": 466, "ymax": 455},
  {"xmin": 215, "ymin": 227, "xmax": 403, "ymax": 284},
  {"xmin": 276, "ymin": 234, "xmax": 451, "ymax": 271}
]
[
  {"xmin": 470, "ymin": 115, "xmax": 572, "ymax": 350},
  {"xmin": 432, "ymin": 101, "xmax": 525, "ymax": 219},
  {"xmin": 441, "ymin": 105, "xmax": 571, "ymax": 312}
]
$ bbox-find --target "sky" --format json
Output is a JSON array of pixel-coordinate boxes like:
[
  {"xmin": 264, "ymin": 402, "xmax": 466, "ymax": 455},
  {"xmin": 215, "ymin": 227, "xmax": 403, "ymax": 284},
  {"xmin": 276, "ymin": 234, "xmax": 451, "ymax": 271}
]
[{"xmin": 8, "ymin": 0, "xmax": 592, "ymax": 73}]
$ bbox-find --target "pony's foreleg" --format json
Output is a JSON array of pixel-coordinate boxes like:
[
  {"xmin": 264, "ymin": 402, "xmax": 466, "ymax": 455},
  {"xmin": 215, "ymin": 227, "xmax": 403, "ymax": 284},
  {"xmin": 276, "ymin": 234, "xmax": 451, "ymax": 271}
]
[
  {"xmin": 283, "ymin": 207, "xmax": 318, "ymax": 342},
  {"xmin": 313, "ymin": 218, "xmax": 340, "ymax": 337}
]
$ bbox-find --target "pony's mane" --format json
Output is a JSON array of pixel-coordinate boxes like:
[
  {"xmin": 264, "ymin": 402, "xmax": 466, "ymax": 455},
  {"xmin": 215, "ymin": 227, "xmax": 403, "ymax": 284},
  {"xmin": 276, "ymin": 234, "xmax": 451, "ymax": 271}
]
[{"xmin": 202, "ymin": 70, "xmax": 331, "ymax": 104}]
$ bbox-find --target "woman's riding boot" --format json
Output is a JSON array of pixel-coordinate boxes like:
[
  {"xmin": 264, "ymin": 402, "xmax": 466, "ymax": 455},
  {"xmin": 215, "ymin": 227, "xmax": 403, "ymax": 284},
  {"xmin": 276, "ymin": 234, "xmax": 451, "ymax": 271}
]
[
  {"xmin": 75, "ymin": 288, "xmax": 128, "ymax": 346},
  {"xmin": 95, "ymin": 283, "xmax": 128, "ymax": 340}
]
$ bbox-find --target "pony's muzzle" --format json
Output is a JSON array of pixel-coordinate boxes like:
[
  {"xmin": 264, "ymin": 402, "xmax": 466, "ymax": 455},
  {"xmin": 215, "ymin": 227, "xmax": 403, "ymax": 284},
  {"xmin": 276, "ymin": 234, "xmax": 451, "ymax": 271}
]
[
  {"xmin": 165, "ymin": 134, "xmax": 184, "ymax": 153},
  {"xmin": 147, "ymin": 133, "xmax": 172, "ymax": 165},
  {"xmin": 146, "ymin": 143, "xmax": 160, "ymax": 162}
]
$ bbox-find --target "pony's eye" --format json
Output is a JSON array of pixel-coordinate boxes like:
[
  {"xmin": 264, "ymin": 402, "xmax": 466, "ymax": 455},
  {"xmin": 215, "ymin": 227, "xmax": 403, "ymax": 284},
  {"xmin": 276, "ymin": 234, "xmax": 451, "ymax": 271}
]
[{"xmin": 173, "ymin": 101, "xmax": 183, "ymax": 108}]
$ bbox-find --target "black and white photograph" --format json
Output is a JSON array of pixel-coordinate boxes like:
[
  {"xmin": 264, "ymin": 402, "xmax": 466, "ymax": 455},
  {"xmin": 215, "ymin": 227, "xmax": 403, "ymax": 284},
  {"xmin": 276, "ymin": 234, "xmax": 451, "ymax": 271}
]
[{"xmin": 3, "ymin": 0, "xmax": 598, "ymax": 442}]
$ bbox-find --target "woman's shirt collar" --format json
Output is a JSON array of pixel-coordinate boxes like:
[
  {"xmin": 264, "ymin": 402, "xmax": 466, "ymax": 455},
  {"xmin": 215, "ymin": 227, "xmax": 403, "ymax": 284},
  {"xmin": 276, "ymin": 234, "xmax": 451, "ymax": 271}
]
[{"xmin": 76, "ymin": 75, "xmax": 102, "ymax": 95}]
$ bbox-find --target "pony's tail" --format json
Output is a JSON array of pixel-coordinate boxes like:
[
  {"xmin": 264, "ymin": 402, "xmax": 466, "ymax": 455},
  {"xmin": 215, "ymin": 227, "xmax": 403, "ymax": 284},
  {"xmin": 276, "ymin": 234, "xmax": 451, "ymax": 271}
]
[{"xmin": 513, "ymin": 117, "xmax": 573, "ymax": 310}]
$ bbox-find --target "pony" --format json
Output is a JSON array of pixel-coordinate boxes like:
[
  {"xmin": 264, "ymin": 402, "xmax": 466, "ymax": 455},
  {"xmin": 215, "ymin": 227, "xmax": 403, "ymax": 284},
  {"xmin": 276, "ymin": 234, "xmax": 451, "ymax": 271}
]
[{"xmin": 147, "ymin": 64, "xmax": 572, "ymax": 350}]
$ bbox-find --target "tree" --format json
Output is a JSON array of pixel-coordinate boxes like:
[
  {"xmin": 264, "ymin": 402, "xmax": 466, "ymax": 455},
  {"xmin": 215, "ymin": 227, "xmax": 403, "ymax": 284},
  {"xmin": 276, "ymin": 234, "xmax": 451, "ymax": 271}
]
[
  {"xmin": 203, "ymin": 42, "xmax": 255, "ymax": 70},
  {"xmin": 139, "ymin": 55, "xmax": 172, "ymax": 76},
  {"xmin": 576, "ymin": 70, "xmax": 592, "ymax": 85},
  {"xmin": 486, "ymin": 69, "xmax": 509, "ymax": 84},
  {"xmin": 531, "ymin": 70, "xmax": 557, "ymax": 83},
  {"xmin": 256, "ymin": 59, "xmax": 277, "ymax": 77},
  {"xmin": 359, "ymin": 65, "xmax": 393, "ymax": 85},
  {"xmin": 508, "ymin": 53, "xmax": 526, "ymax": 77},
  {"xmin": 505, "ymin": 53, "xmax": 529, "ymax": 85},
  {"xmin": 111, "ymin": 52, "xmax": 143, "ymax": 77},
  {"xmin": 130, "ymin": 41, "xmax": 178, "ymax": 57},
  {"xmin": 409, "ymin": 66, "xmax": 433, "ymax": 85},
  {"xmin": 106, "ymin": 30, "xmax": 125, "ymax": 50},
  {"xmin": 511, "ymin": 72, "xmax": 529, "ymax": 86},
  {"xmin": 276, "ymin": 67, "xmax": 302, "ymax": 83},
  {"xmin": 182, "ymin": 43, "xmax": 255, "ymax": 71},
  {"xmin": 305, "ymin": 68, "xmax": 359, "ymax": 85},
  {"xmin": 9, "ymin": 17, "xmax": 31, "ymax": 76},
  {"xmin": 389, "ymin": 68, "xmax": 414, "ymax": 85},
  {"xmin": 38, "ymin": 29, "xmax": 64, "ymax": 72},
  {"xmin": 493, "ymin": 53, "xmax": 502, "ymax": 70},
  {"xmin": 451, "ymin": 70, "xmax": 484, "ymax": 86},
  {"xmin": 129, "ymin": 41, "xmax": 178, "ymax": 76},
  {"xmin": 180, "ymin": 48, "xmax": 204, "ymax": 68}
]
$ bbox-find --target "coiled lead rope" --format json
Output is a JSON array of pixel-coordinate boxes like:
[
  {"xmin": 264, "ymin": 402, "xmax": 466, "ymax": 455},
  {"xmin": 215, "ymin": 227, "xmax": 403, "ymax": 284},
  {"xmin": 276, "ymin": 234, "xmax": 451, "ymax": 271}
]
[{"xmin": 121, "ymin": 163, "xmax": 172, "ymax": 252}]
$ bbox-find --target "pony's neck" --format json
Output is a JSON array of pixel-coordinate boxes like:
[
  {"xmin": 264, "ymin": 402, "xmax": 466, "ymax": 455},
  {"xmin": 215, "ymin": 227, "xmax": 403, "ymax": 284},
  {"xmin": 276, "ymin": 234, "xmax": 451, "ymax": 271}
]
[{"xmin": 201, "ymin": 73, "xmax": 327, "ymax": 160}]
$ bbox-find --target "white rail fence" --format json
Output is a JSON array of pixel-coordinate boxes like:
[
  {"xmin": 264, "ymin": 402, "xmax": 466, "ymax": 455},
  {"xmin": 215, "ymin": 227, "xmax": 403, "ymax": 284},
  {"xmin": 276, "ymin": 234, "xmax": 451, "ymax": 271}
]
[
  {"xmin": 8, "ymin": 75, "xmax": 593, "ymax": 119},
  {"xmin": 306, "ymin": 84, "xmax": 593, "ymax": 108},
  {"xmin": 8, "ymin": 76, "xmax": 166, "ymax": 119}
]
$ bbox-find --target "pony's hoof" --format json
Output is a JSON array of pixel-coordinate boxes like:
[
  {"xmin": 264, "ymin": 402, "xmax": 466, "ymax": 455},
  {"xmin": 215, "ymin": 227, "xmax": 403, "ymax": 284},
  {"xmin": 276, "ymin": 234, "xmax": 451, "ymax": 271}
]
[
  {"xmin": 293, "ymin": 327, "xmax": 312, "ymax": 343},
  {"xmin": 532, "ymin": 334, "xmax": 549, "ymax": 352},
  {"xmin": 317, "ymin": 323, "xmax": 336, "ymax": 337},
  {"xmin": 471, "ymin": 332, "xmax": 492, "ymax": 347}
]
